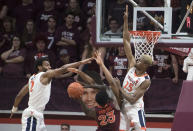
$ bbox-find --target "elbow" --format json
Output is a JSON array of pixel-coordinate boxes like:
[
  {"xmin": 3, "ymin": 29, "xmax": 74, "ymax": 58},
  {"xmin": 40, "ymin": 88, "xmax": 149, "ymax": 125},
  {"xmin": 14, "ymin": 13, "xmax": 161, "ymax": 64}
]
[{"xmin": 1, "ymin": 55, "xmax": 6, "ymax": 61}]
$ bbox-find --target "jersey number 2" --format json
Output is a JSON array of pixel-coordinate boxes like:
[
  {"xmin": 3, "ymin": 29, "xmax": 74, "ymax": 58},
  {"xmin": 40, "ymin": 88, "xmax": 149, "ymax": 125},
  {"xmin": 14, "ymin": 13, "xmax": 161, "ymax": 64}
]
[
  {"xmin": 30, "ymin": 80, "xmax": 34, "ymax": 92},
  {"xmin": 98, "ymin": 110, "xmax": 115, "ymax": 126}
]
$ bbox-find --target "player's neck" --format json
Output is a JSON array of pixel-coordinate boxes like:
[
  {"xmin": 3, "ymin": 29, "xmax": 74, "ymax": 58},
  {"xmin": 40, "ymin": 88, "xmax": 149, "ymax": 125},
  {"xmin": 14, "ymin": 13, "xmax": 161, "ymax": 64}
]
[{"xmin": 135, "ymin": 68, "xmax": 146, "ymax": 76}]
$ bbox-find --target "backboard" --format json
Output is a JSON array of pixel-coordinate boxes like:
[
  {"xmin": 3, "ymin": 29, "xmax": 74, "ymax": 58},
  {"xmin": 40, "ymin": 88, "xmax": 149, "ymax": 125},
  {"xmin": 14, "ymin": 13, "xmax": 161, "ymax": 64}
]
[{"xmin": 95, "ymin": 0, "xmax": 193, "ymax": 48}]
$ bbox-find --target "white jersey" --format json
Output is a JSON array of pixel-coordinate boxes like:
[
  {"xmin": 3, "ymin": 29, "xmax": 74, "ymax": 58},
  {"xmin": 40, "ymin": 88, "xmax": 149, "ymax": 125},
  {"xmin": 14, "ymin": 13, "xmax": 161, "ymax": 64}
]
[
  {"xmin": 28, "ymin": 72, "xmax": 51, "ymax": 113},
  {"xmin": 122, "ymin": 67, "xmax": 150, "ymax": 107}
]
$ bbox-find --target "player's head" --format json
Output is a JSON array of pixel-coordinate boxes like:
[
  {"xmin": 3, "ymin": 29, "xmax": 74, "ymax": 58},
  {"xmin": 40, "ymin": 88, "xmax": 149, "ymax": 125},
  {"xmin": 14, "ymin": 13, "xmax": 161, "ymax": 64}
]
[
  {"xmin": 34, "ymin": 57, "xmax": 51, "ymax": 73},
  {"xmin": 95, "ymin": 90, "xmax": 110, "ymax": 107},
  {"xmin": 136, "ymin": 55, "xmax": 152, "ymax": 70},
  {"xmin": 81, "ymin": 86, "xmax": 99, "ymax": 109},
  {"xmin": 65, "ymin": 11, "xmax": 75, "ymax": 25},
  {"xmin": 61, "ymin": 123, "xmax": 70, "ymax": 131}
]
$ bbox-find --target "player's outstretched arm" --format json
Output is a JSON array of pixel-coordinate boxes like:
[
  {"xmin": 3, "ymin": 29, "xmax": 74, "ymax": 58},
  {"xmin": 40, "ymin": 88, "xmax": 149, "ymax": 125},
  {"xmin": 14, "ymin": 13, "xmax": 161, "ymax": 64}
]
[
  {"xmin": 10, "ymin": 84, "xmax": 29, "ymax": 118},
  {"xmin": 94, "ymin": 51, "xmax": 120, "ymax": 103},
  {"xmin": 40, "ymin": 57, "xmax": 94, "ymax": 85},
  {"xmin": 123, "ymin": 5, "xmax": 136, "ymax": 69},
  {"xmin": 119, "ymin": 80, "xmax": 151, "ymax": 104},
  {"xmin": 67, "ymin": 68, "xmax": 96, "ymax": 85}
]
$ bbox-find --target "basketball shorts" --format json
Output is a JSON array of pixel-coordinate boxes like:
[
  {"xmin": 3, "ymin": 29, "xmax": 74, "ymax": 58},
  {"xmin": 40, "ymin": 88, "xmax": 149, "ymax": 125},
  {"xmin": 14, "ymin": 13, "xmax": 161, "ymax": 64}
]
[
  {"xmin": 22, "ymin": 108, "xmax": 47, "ymax": 131},
  {"xmin": 120, "ymin": 105, "xmax": 146, "ymax": 131}
]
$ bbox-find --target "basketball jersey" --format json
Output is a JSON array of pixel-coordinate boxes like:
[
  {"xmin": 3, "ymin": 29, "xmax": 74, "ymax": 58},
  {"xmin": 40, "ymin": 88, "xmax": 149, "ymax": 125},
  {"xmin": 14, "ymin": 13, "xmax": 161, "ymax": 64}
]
[
  {"xmin": 28, "ymin": 72, "xmax": 51, "ymax": 113},
  {"xmin": 122, "ymin": 67, "xmax": 150, "ymax": 107},
  {"xmin": 95, "ymin": 102, "xmax": 120, "ymax": 131}
]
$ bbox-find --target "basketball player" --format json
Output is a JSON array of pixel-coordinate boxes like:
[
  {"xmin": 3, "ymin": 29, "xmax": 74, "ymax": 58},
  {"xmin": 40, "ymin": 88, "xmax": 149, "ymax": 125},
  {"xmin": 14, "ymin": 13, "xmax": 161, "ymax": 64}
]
[
  {"xmin": 80, "ymin": 88, "xmax": 121, "ymax": 131},
  {"xmin": 67, "ymin": 65, "xmax": 127, "ymax": 131},
  {"xmin": 119, "ymin": 5, "xmax": 152, "ymax": 131},
  {"xmin": 10, "ymin": 56, "xmax": 94, "ymax": 131}
]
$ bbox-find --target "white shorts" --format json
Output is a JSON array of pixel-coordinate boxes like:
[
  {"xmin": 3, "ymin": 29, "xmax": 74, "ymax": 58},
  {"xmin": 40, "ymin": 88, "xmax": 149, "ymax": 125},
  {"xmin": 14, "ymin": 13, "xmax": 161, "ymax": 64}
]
[
  {"xmin": 22, "ymin": 108, "xmax": 47, "ymax": 131},
  {"xmin": 120, "ymin": 103, "xmax": 146, "ymax": 131}
]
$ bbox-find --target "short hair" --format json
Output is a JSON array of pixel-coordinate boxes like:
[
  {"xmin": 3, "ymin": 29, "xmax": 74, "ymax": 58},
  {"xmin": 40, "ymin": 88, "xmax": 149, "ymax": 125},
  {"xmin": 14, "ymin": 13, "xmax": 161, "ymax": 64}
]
[
  {"xmin": 61, "ymin": 123, "xmax": 70, "ymax": 129},
  {"xmin": 141, "ymin": 55, "xmax": 153, "ymax": 66},
  {"xmin": 34, "ymin": 57, "xmax": 49, "ymax": 73},
  {"xmin": 33, "ymin": 33, "xmax": 48, "ymax": 45},
  {"xmin": 65, "ymin": 11, "xmax": 75, "ymax": 18},
  {"xmin": 95, "ymin": 90, "xmax": 110, "ymax": 107},
  {"xmin": 48, "ymin": 16, "xmax": 57, "ymax": 22},
  {"xmin": 109, "ymin": 17, "xmax": 118, "ymax": 24}
]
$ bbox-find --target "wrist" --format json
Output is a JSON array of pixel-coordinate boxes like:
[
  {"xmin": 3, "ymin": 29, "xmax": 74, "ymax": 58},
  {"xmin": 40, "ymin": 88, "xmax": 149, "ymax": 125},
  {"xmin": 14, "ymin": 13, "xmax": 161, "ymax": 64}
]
[{"xmin": 11, "ymin": 106, "xmax": 18, "ymax": 113}]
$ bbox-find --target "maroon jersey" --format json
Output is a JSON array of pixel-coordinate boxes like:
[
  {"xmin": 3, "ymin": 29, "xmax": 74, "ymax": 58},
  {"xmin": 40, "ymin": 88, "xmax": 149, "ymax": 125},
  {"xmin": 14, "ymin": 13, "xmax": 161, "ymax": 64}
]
[
  {"xmin": 95, "ymin": 102, "xmax": 120, "ymax": 131},
  {"xmin": 2, "ymin": 48, "xmax": 26, "ymax": 77},
  {"xmin": 55, "ymin": 25, "xmax": 80, "ymax": 59},
  {"xmin": 44, "ymin": 31, "xmax": 56, "ymax": 51},
  {"xmin": 109, "ymin": 55, "xmax": 128, "ymax": 84},
  {"xmin": 152, "ymin": 49, "xmax": 173, "ymax": 78},
  {"xmin": 13, "ymin": 3, "xmax": 36, "ymax": 34},
  {"xmin": 36, "ymin": 10, "xmax": 58, "ymax": 31}
]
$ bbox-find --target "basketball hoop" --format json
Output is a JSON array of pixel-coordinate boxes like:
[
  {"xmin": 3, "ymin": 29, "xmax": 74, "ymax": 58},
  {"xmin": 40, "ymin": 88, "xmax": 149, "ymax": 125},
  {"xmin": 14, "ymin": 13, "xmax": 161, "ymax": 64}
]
[{"xmin": 129, "ymin": 31, "xmax": 161, "ymax": 61}]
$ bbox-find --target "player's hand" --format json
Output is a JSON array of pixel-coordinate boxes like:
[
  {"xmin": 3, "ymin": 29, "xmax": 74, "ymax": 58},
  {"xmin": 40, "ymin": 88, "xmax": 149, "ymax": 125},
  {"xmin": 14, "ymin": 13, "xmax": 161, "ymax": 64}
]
[
  {"xmin": 10, "ymin": 106, "xmax": 18, "ymax": 119},
  {"xmin": 172, "ymin": 77, "xmax": 178, "ymax": 84},
  {"xmin": 94, "ymin": 51, "xmax": 103, "ymax": 65},
  {"xmin": 123, "ymin": 5, "xmax": 128, "ymax": 20}
]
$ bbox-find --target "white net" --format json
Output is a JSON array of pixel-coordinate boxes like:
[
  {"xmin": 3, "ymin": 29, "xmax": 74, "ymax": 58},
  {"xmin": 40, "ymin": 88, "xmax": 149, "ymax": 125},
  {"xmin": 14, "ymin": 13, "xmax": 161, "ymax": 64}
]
[{"xmin": 129, "ymin": 31, "xmax": 161, "ymax": 61}]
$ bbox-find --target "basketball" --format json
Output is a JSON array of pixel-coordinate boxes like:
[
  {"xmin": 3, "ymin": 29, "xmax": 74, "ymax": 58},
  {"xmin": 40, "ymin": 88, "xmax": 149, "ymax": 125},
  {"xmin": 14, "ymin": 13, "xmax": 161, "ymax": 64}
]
[{"xmin": 67, "ymin": 82, "xmax": 84, "ymax": 99}]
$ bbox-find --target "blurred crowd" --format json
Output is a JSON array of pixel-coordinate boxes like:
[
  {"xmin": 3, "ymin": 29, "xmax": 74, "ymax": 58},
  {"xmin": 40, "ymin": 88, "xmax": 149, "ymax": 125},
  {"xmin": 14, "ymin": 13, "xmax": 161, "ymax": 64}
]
[{"xmin": 0, "ymin": 0, "xmax": 190, "ymax": 85}]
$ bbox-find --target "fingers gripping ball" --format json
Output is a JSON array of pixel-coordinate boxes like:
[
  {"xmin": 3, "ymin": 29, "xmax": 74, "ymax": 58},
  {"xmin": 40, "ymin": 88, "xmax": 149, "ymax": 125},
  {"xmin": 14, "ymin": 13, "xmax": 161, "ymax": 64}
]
[{"xmin": 67, "ymin": 82, "xmax": 84, "ymax": 99}]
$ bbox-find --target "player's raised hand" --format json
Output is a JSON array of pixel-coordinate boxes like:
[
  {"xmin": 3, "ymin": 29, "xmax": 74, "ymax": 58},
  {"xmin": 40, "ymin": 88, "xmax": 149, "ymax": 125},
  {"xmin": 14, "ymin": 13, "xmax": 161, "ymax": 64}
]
[
  {"xmin": 94, "ymin": 51, "xmax": 103, "ymax": 65},
  {"xmin": 124, "ymin": 5, "xmax": 128, "ymax": 20},
  {"xmin": 10, "ymin": 106, "xmax": 18, "ymax": 119}
]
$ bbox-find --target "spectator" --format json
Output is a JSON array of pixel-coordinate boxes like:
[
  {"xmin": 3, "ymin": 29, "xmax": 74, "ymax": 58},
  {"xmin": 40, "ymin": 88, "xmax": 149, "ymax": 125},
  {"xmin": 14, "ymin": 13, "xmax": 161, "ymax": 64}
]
[
  {"xmin": 13, "ymin": 0, "xmax": 36, "ymax": 34},
  {"xmin": 36, "ymin": 0, "xmax": 57, "ymax": 32},
  {"xmin": 0, "ymin": 3, "xmax": 8, "ymax": 30},
  {"xmin": 74, "ymin": 36, "xmax": 106, "ymax": 80},
  {"xmin": 61, "ymin": 123, "xmax": 70, "ymax": 131},
  {"xmin": 65, "ymin": 0, "xmax": 86, "ymax": 31},
  {"xmin": 108, "ymin": 0, "xmax": 133, "ymax": 26},
  {"xmin": 79, "ymin": 17, "xmax": 92, "ymax": 54},
  {"xmin": 44, "ymin": 16, "xmax": 57, "ymax": 52},
  {"xmin": 1, "ymin": 16, "xmax": 15, "ymax": 42},
  {"xmin": 104, "ymin": 17, "xmax": 121, "ymax": 38},
  {"xmin": 183, "ymin": 48, "xmax": 193, "ymax": 80},
  {"xmin": 0, "ymin": 3, "xmax": 8, "ymax": 20},
  {"xmin": 55, "ymin": 49, "xmax": 74, "ymax": 79},
  {"xmin": 109, "ymin": 46, "xmax": 128, "ymax": 85},
  {"xmin": 176, "ymin": 55, "xmax": 187, "ymax": 80},
  {"xmin": 0, "ymin": 34, "xmax": 11, "ymax": 75},
  {"xmin": 55, "ymin": 11, "xmax": 80, "ymax": 61},
  {"xmin": 151, "ymin": 48, "xmax": 179, "ymax": 83},
  {"xmin": 25, "ymin": 33, "xmax": 56, "ymax": 77},
  {"xmin": 22, "ymin": 19, "xmax": 36, "ymax": 50},
  {"xmin": 135, "ymin": 0, "xmax": 152, "ymax": 30},
  {"xmin": 81, "ymin": 0, "xmax": 96, "ymax": 17},
  {"xmin": 1, "ymin": 34, "xmax": 26, "ymax": 77},
  {"xmin": 55, "ymin": 0, "xmax": 68, "ymax": 13}
]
